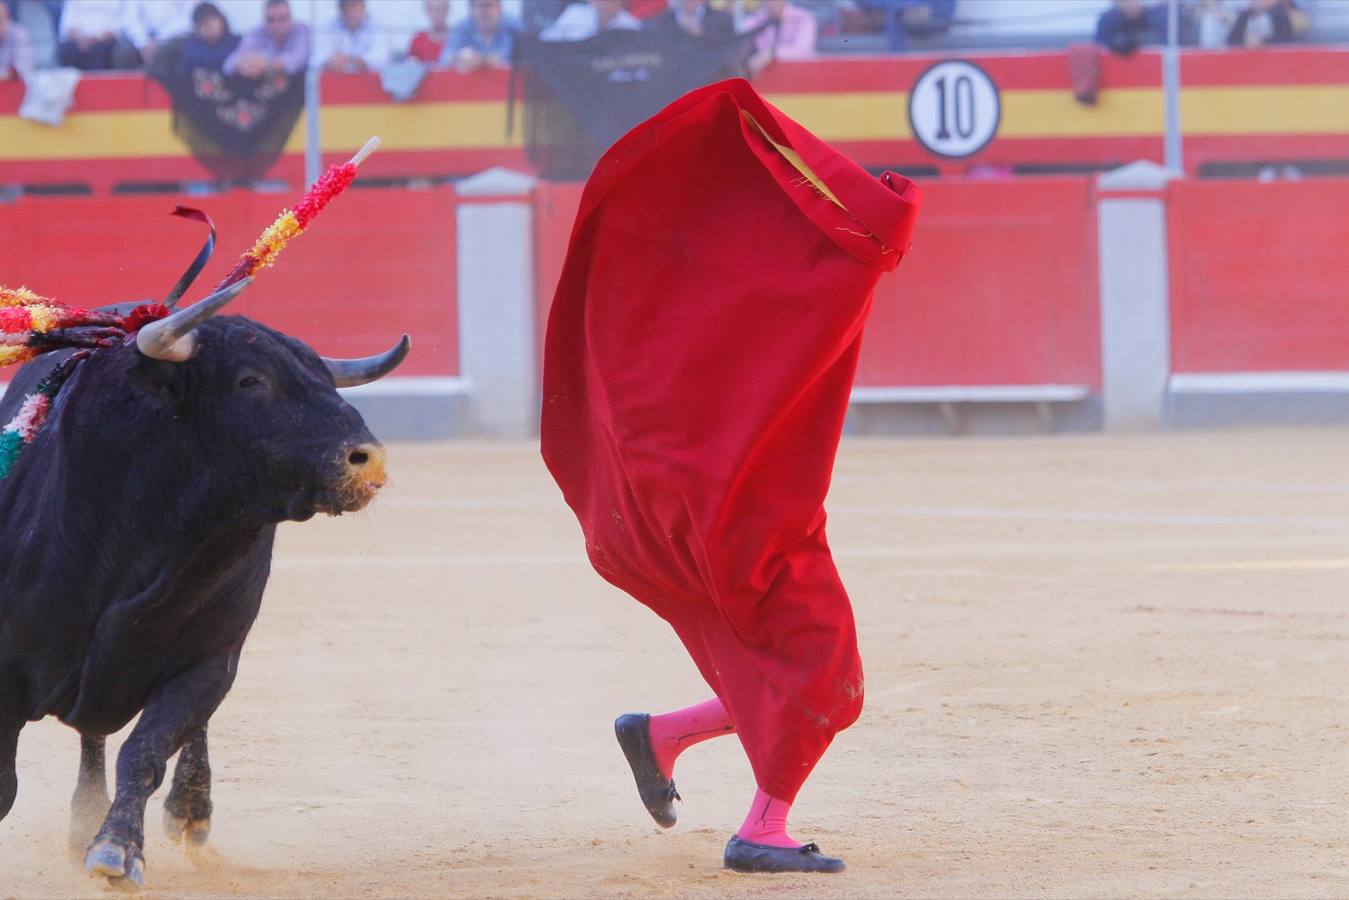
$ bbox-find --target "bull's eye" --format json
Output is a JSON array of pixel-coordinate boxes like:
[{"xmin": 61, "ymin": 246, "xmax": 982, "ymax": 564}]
[{"xmin": 237, "ymin": 375, "xmax": 264, "ymax": 390}]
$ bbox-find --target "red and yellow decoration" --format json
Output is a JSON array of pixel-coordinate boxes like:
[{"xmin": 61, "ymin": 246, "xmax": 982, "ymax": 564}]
[
  {"xmin": 0, "ymin": 136, "xmax": 381, "ymax": 480},
  {"xmin": 0, "ymin": 286, "xmax": 127, "ymax": 367},
  {"xmin": 0, "ymin": 286, "xmax": 138, "ymax": 478},
  {"xmin": 215, "ymin": 137, "xmax": 380, "ymax": 291}
]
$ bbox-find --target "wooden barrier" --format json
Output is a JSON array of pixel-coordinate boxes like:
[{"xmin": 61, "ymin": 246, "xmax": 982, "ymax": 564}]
[{"xmin": 1167, "ymin": 177, "xmax": 1349, "ymax": 377}]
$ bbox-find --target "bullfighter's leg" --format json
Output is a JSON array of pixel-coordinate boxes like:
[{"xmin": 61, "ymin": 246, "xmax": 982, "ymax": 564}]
[
  {"xmin": 68, "ymin": 735, "xmax": 111, "ymax": 857},
  {"xmin": 615, "ymin": 697, "xmax": 735, "ymax": 827},
  {"xmin": 162, "ymin": 726, "xmax": 212, "ymax": 846},
  {"xmin": 84, "ymin": 656, "xmax": 234, "ymax": 890}
]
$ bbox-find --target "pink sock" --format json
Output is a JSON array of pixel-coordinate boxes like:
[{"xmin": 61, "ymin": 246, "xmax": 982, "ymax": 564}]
[
  {"xmin": 647, "ymin": 697, "xmax": 735, "ymax": 779},
  {"xmin": 736, "ymin": 788, "xmax": 801, "ymax": 848}
]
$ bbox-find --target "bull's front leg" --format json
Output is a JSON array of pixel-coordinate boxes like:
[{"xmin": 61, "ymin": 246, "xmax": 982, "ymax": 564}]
[
  {"xmin": 84, "ymin": 656, "xmax": 235, "ymax": 890},
  {"xmin": 69, "ymin": 735, "xmax": 111, "ymax": 857},
  {"xmin": 0, "ymin": 694, "xmax": 22, "ymax": 822},
  {"xmin": 162, "ymin": 726, "xmax": 212, "ymax": 846}
]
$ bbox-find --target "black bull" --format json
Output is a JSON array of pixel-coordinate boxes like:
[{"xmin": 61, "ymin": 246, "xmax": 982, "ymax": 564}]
[{"xmin": 0, "ymin": 298, "xmax": 408, "ymax": 889}]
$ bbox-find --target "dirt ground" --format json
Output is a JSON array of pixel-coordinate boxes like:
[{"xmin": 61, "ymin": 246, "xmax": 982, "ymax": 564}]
[{"xmin": 1, "ymin": 430, "xmax": 1346, "ymax": 899}]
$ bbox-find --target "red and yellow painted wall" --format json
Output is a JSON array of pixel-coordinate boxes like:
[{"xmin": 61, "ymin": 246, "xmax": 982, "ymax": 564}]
[{"xmin": 2, "ymin": 48, "xmax": 1347, "ymax": 189}]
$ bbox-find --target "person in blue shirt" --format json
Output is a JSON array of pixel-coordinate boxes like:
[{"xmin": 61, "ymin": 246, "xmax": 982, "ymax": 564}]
[
  {"xmin": 439, "ymin": 0, "xmax": 517, "ymax": 73},
  {"xmin": 859, "ymin": 0, "xmax": 955, "ymax": 52},
  {"xmin": 1095, "ymin": 0, "xmax": 1171, "ymax": 55}
]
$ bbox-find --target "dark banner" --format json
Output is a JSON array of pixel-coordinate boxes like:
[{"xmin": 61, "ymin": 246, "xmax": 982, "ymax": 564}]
[
  {"xmin": 515, "ymin": 27, "xmax": 754, "ymax": 180},
  {"xmin": 151, "ymin": 49, "xmax": 305, "ymax": 183}
]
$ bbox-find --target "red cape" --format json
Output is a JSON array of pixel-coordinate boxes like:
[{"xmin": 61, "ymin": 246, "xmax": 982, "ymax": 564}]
[{"xmin": 541, "ymin": 79, "xmax": 921, "ymax": 801}]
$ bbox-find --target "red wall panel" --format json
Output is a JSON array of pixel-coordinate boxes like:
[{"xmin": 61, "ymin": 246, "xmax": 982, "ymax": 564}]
[
  {"xmin": 1168, "ymin": 179, "xmax": 1349, "ymax": 374},
  {"xmin": 860, "ymin": 177, "xmax": 1100, "ymax": 388},
  {"xmin": 530, "ymin": 177, "xmax": 1101, "ymax": 391},
  {"xmin": 532, "ymin": 181, "xmax": 583, "ymax": 358},
  {"xmin": 0, "ymin": 188, "xmax": 459, "ymax": 376}
]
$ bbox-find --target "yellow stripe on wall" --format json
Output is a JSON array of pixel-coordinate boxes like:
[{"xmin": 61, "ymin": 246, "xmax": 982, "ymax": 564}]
[
  {"xmin": 2, "ymin": 85, "xmax": 1348, "ymax": 163},
  {"xmin": 0, "ymin": 110, "xmax": 179, "ymax": 160},
  {"xmin": 766, "ymin": 91, "xmax": 912, "ymax": 142},
  {"xmin": 311, "ymin": 101, "xmax": 525, "ymax": 154},
  {"xmin": 1000, "ymin": 88, "xmax": 1164, "ymax": 138},
  {"xmin": 1181, "ymin": 85, "xmax": 1349, "ymax": 135}
]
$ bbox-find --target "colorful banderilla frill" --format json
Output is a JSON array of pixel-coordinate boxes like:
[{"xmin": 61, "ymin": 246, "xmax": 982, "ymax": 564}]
[
  {"xmin": 0, "ymin": 286, "xmax": 129, "ymax": 366},
  {"xmin": 0, "ymin": 136, "xmax": 382, "ymax": 480},
  {"xmin": 214, "ymin": 137, "xmax": 381, "ymax": 291},
  {"xmin": 0, "ymin": 287, "xmax": 166, "ymax": 479}
]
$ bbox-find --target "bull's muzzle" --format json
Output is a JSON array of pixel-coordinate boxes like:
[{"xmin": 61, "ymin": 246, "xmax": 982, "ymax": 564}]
[{"xmin": 331, "ymin": 442, "xmax": 387, "ymax": 513}]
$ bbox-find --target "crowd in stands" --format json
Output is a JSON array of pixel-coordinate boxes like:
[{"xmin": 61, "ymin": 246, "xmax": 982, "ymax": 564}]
[
  {"xmin": 0, "ymin": 0, "xmax": 1334, "ymax": 81},
  {"xmin": 1096, "ymin": 0, "xmax": 1309, "ymax": 53}
]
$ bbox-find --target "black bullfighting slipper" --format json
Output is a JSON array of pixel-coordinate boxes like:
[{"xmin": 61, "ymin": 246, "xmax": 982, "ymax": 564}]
[
  {"xmin": 614, "ymin": 713, "xmax": 679, "ymax": 828},
  {"xmin": 722, "ymin": 835, "xmax": 846, "ymax": 874}
]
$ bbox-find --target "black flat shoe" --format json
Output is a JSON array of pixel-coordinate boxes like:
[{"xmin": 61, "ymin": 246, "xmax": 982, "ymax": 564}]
[
  {"xmin": 723, "ymin": 835, "xmax": 846, "ymax": 874},
  {"xmin": 614, "ymin": 713, "xmax": 679, "ymax": 828}
]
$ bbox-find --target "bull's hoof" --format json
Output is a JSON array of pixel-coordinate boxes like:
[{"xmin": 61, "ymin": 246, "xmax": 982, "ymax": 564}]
[
  {"xmin": 164, "ymin": 808, "xmax": 211, "ymax": 846},
  {"xmin": 84, "ymin": 837, "xmax": 145, "ymax": 891}
]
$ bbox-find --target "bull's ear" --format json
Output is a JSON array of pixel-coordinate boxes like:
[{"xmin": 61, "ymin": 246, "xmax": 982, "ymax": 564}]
[{"xmin": 128, "ymin": 354, "xmax": 185, "ymax": 404}]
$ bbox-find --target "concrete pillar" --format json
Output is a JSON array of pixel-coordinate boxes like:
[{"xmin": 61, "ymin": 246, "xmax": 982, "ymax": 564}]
[
  {"xmin": 1096, "ymin": 161, "xmax": 1181, "ymax": 430},
  {"xmin": 455, "ymin": 167, "xmax": 539, "ymax": 437}
]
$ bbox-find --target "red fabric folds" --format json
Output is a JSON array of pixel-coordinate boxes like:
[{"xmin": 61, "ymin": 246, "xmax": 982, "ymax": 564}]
[{"xmin": 540, "ymin": 79, "xmax": 921, "ymax": 802}]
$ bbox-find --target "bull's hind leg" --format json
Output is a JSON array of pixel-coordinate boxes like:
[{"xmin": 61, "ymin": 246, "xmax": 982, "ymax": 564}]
[
  {"xmin": 0, "ymin": 712, "xmax": 21, "ymax": 822},
  {"xmin": 69, "ymin": 735, "xmax": 111, "ymax": 857},
  {"xmin": 162, "ymin": 726, "xmax": 212, "ymax": 846},
  {"xmin": 0, "ymin": 680, "xmax": 25, "ymax": 822},
  {"xmin": 85, "ymin": 657, "xmax": 233, "ymax": 891}
]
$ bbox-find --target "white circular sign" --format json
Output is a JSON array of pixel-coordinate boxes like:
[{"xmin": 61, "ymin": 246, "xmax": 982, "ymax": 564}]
[{"xmin": 908, "ymin": 60, "xmax": 1001, "ymax": 159}]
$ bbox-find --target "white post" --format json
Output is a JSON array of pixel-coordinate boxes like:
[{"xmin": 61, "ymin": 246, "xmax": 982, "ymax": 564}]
[
  {"xmin": 1096, "ymin": 161, "xmax": 1181, "ymax": 430},
  {"xmin": 455, "ymin": 167, "xmax": 540, "ymax": 437}
]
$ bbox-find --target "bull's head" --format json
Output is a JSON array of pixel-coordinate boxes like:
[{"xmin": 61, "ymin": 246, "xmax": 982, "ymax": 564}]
[{"xmin": 119, "ymin": 277, "xmax": 409, "ymax": 523}]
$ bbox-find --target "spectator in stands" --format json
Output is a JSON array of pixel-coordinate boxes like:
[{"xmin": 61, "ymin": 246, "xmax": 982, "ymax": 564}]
[
  {"xmin": 857, "ymin": 0, "xmax": 955, "ymax": 52},
  {"xmin": 0, "ymin": 1, "xmax": 34, "ymax": 79},
  {"xmin": 2, "ymin": 2, "xmax": 60, "ymax": 69},
  {"xmin": 739, "ymin": 0, "xmax": 816, "ymax": 73},
  {"xmin": 1228, "ymin": 0, "xmax": 1297, "ymax": 45},
  {"xmin": 409, "ymin": 0, "xmax": 450, "ymax": 62},
  {"xmin": 315, "ymin": 0, "xmax": 390, "ymax": 73},
  {"xmin": 540, "ymin": 0, "xmax": 641, "ymax": 40},
  {"xmin": 224, "ymin": 0, "xmax": 309, "ymax": 77},
  {"xmin": 1095, "ymin": 0, "xmax": 1169, "ymax": 55},
  {"xmin": 520, "ymin": 0, "xmax": 572, "ymax": 33},
  {"xmin": 58, "ymin": 0, "xmax": 140, "ymax": 70},
  {"xmin": 441, "ymin": 0, "xmax": 517, "ymax": 71},
  {"xmin": 122, "ymin": 0, "xmax": 192, "ymax": 67},
  {"xmin": 625, "ymin": 0, "xmax": 667, "ymax": 19},
  {"xmin": 649, "ymin": 0, "xmax": 733, "ymax": 40},
  {"xmin": 178, "ymin": 1, "xmax": 237, "ymax": 72},
  {"xmin": 1191, "ymin": 0, "xmax": 1237, "ymax": 48}
]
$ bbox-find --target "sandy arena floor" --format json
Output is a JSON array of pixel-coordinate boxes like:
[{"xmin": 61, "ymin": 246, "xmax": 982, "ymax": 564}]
[{"xmin": 1, "ymin": 430, "xmax": 1346, "ymax": 898}]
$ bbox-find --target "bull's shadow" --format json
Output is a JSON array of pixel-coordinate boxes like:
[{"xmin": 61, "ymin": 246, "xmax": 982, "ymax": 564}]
[{"xmin": 0, "ymin": 281, "xmax": 409, "ymax": 890}]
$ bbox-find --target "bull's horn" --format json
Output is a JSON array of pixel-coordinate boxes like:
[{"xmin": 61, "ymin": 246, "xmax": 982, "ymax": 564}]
[
  {"xmin": 323, "ymin": 335, "xmax": 411, "ymax": 388},
  {"xmin": 136, "ymin": 277, "xmax": 252, "ymax": 362}
]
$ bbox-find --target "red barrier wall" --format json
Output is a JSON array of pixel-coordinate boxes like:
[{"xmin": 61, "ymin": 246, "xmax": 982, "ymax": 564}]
[
  {"xmin": 531, "ymin": 177, "xmax": 1101, "ymax": 390},
  {"xmin": 1168, "ymin": 178, "xmax": 1349, "ymax": 374},
  {"xmin": 860, "ymin": 177, "xmax": 1100, "ymax": 388},
  {"xmin": 0, "ymin": 188, "xmax": 459, "ymax": 376}
]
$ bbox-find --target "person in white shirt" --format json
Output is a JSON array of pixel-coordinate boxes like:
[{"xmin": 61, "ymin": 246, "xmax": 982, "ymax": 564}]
[
  {"xmin": 57, "ymin": 0, "xmax": 138, "ymax": 69},
  {"xmin": 0, "ymin": 4, "xmax": 34, "ymax": 80},
  {"xmin": 540, "ymin": 0, "xmax": 641, "ymax": 41},
  {"xmin": 314, "ymin": 0, "xmax": 390, "ymax": 73},
  {"xmin": 121, "ymin": 0, "xmax": 193, "ymax": 67}
]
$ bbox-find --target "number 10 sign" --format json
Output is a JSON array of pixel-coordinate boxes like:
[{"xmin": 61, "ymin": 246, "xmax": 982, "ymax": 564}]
[{"xmin": 907, "ymin": 60, "xmax": 1001, "ymax": 159}]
